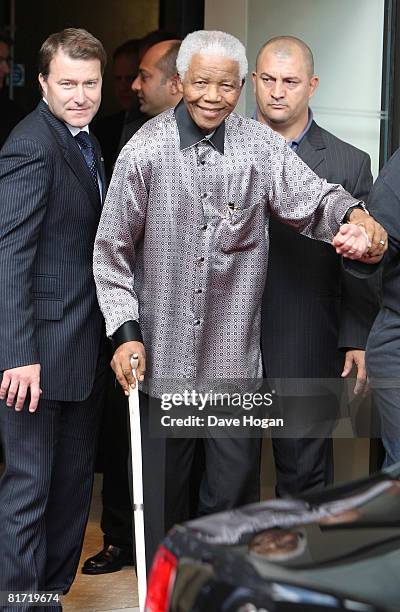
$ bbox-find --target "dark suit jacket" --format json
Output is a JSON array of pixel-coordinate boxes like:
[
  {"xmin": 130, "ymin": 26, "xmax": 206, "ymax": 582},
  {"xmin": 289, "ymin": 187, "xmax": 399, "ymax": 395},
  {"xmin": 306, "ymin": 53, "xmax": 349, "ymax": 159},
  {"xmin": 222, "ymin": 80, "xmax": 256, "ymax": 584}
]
[
  {"xmin": 92, "ymin": 109, "xmax": 145, "ymax": 181},
  {"xmin": 262, "ymin": 120, "xmax": 378, "ymax": 378},
  {"xmin": 347, "ymin": 147, "xmax": 400, "ymax": 382},
  {"xmin": 91, "ymin": 110, "xmax": 125, "ymax": 181},
  {"xmin": 0, "ymin": 91, "xmax": 26, "ymax": 149},
  {"xmin": 0, "ymin": 100, "xmax": 106, "ymax": 401},
  {"xmin": 121, "ymin": 116, "xmax": 148, "ymax": 148}
]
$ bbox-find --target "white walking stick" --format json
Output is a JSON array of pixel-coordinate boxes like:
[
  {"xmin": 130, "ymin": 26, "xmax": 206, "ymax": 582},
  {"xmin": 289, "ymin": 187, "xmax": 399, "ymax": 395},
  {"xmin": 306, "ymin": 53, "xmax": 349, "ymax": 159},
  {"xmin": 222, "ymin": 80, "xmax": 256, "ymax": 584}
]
[{"xmin": 129, "ymin": 357, "xmax": 147, "ymax": 611}]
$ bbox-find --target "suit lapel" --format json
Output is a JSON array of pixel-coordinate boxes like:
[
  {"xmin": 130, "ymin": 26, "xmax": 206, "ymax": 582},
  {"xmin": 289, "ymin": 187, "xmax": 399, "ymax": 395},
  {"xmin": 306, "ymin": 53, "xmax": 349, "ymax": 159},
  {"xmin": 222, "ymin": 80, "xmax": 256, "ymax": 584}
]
[
  {"xmin": 39, "ymin": 101, "xmax": 101, "ymax": 212},
  {"xmin": 296, "ymin": 120, "xmax": 326, "ymax": 172}
]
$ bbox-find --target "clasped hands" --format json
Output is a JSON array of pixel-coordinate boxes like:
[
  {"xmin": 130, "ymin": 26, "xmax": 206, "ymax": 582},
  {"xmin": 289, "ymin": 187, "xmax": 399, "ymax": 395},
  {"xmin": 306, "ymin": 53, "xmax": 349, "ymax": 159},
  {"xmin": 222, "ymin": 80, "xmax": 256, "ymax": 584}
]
[{"xmin": 333, "ymin": 208, "xmax": 387, "ymax": 263}]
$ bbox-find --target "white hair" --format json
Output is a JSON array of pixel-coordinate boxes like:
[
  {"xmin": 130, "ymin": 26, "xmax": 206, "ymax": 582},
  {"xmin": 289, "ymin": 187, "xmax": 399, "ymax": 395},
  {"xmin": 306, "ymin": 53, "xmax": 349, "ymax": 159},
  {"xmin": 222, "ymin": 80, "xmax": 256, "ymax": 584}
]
[{"xmin": 176, "ymin": 30, "xmax": 248, "ymax": 81}]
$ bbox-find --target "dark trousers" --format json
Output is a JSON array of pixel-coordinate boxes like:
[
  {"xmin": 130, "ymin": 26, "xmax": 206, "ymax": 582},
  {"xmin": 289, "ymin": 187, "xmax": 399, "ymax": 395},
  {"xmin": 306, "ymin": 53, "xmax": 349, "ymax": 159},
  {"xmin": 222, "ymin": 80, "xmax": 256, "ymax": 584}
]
[
  {"xmin": 271, "ymin": 392, "xmax": 338, "ymax": 497},
  {"xmin": 100, "ymin": 390, "xmax": 205, "ymax": 555},
  {"xmin": 372, "ymin": 387, "xmax": 400, "ymax": 468},
  {"xmin": 0, "ymin": 351, "xmax": 108, "ymax": 609},
  {"xmin": 165, "ymin": 436, "xmax": 262, "ymax": 531},
  {"xmin": 129, "ymin": 394, "xmax": 261, "ymax": 572},
  {"xmin": 100, "ymin": 381, "xmax": 133, "ymax": 549}
]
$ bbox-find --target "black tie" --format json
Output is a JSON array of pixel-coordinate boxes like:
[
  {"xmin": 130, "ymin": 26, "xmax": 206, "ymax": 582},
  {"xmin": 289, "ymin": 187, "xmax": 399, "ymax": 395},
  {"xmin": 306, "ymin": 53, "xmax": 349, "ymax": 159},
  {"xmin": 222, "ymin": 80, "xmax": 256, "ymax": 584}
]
[{"xmin": 74, "ymin": 131, "xmax": 100, "ymax": 191}]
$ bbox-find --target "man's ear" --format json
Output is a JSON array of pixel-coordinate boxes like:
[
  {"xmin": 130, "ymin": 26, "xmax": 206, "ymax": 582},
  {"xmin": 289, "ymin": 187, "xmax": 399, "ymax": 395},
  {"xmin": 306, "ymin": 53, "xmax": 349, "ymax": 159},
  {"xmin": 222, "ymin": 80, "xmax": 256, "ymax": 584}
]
[
  {"xmin": 177, "ymin": 76, "xmax": 184, "ymax": 95},
  {"xmin": 38, "ymin": 73, "xmax": 47, "ymax": 97},
  {"xmin": 169, "ymin": 74, "xmax": 180, "ymax": 95},
  {"xmin": 309, "ymin": 75, "xmax": 319, "ymax": 100},
  {"xmin": 251, "ymin": 72, "xmax": 257, "ymax": 93}
]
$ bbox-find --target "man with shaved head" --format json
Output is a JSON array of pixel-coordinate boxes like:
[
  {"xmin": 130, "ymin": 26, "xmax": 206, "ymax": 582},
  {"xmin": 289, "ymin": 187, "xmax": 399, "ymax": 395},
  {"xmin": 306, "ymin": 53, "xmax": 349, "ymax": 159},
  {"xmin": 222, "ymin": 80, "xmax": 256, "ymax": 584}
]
[
  {"xmin": 119, "ymin": 39, "xmax": 182, "ymax": 147},
  {"xmin": 129, "ymin": 40, "xmax": 181, "ymax": 120},
  {"xmin": 253, "ymin": 36, "xmax": 378, "ymax": 497},
  {"xmin": 254, "ymin": 36, "xmax": 317, "ymax": 140}
]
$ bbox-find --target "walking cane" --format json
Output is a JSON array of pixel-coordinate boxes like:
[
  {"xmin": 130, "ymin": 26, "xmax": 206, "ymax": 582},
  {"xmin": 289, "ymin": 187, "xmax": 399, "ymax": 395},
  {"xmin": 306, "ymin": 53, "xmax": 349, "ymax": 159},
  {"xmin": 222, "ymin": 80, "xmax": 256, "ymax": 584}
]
[{"xmin": 129, "ymin": 356, "xmax": 147, "ymax": 612}]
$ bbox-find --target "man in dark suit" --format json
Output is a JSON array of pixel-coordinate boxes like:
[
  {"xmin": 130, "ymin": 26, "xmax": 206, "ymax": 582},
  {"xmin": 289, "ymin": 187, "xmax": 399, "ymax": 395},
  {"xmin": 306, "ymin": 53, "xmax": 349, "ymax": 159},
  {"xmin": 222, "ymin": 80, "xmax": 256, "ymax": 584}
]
[
  {"xmin": 346, "ymin": 150, "xmax": 400, "ymax": 468},
  {"xmin": 253, "ymin": 36, "xmax": 378, "ymax": 496},
  {"xmin": 0, "ymin": 28, "xmax": 108, "ymax": 602}
]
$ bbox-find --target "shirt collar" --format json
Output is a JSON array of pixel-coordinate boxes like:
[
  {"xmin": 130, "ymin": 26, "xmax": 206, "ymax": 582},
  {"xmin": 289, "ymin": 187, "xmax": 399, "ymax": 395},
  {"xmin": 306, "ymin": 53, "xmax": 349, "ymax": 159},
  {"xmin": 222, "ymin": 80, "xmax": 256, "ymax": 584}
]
[
  {"xmin": 42, "ymin": 98, "xmax": 89, "ymax": 137},
  {"xmin": 66, "ymin": 123, "xmax": 89, "ymax": 137},
  {"xmin": 287, "ymin": 108, "xmax": 313, "ymax": 150},
  {"xmin": 174, "ymin": 99, "xmax": 225, "ymax": 154},
  {"xmin": 252, "ymin": 106, "xmax": 313, "ymax": 151}
]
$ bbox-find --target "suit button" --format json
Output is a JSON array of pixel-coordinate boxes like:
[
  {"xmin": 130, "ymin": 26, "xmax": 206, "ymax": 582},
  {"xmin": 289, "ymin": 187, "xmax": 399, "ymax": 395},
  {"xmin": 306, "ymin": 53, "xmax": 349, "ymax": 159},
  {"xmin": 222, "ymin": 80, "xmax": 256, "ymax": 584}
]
[
  {"xmin": 194, "ymin": 319, "xmax": 201, "ymax": 325},
  {"xmin": 201, "ymin": 224, "xmax": 208, "ymax": 230},
  {"xmin": 197, "ymin": 256, "xmax": 205, "ymax": 264},
  {"xmin": 201, "ymin": 193, "xmax": 208, "ymax": 199},
  {"xmin": 195, "ymin": 288, "xmax": 203, "ymax": 294}
]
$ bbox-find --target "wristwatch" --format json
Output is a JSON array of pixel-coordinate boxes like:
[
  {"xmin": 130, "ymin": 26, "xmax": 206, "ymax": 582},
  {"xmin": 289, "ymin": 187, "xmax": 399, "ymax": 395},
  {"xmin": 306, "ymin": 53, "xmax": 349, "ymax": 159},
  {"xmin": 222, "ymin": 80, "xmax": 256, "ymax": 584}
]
[{"xmin": 342, "ymin": 202, "xmax": 368, "ymax": 223}]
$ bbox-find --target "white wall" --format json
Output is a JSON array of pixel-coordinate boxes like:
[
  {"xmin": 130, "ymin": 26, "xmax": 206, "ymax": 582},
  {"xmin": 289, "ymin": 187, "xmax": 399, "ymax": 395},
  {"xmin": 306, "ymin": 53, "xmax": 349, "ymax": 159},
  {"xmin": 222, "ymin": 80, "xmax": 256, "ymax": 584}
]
[{"xmin": 205, "ymin": 0, "xmax": 385, "ymax": 177}]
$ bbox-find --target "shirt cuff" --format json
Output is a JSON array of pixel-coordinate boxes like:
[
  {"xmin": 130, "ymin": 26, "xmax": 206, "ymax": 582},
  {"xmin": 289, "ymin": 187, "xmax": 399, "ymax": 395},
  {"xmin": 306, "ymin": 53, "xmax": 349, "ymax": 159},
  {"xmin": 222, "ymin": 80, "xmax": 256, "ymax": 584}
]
[{"xmin": 112, "ymin": 320, "xmax": 143, "ymax": 351}]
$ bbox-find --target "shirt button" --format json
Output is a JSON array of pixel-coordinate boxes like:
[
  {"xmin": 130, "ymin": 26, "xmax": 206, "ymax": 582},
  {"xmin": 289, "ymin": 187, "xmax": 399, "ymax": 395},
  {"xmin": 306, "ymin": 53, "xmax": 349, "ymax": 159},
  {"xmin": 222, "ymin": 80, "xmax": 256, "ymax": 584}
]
[
  {"xmin": 201, "ymin": 193, "xmax": 208, "ymax": 199},
  {"xmin": 200, "ymin": 160, "xmax": 206, "ymax": 165},
  {"xmin": 194, "ymin": 319, "xmax": 201, "ymax": 325},
  {"xmin": 201, "ymin": 224, "xmax": 208, "ymax": 230},
  {"xmin": 197, "ymin": 256, "xmax": 205, "ymax": 264},
  {"xmin": 195, "ymin": 288, "xmax": 203, "ymax": 294}
]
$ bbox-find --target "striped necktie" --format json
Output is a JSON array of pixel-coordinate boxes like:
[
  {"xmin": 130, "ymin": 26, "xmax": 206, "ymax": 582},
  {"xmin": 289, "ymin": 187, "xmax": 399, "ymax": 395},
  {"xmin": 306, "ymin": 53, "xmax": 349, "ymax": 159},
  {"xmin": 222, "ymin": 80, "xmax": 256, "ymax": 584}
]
[{"xmin": 75, "ymin": 131, "xmax": 100, "ymax": 191}]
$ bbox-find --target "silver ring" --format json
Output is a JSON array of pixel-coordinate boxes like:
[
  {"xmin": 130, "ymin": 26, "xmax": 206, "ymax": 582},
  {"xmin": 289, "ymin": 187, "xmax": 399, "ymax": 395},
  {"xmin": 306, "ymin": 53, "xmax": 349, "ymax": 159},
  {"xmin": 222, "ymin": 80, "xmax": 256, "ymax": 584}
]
[{"xmin": 379, "ymin": 239, "xmax": 385, "ymax": 245}]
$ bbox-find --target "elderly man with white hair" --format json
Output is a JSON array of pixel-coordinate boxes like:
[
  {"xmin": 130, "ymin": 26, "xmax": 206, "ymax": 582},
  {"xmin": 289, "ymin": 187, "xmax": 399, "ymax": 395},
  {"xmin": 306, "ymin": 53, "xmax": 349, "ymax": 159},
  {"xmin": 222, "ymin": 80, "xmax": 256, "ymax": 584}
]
[{"xmin": 94, "ymin": 30, "xmax": 386, "ymax": 567}]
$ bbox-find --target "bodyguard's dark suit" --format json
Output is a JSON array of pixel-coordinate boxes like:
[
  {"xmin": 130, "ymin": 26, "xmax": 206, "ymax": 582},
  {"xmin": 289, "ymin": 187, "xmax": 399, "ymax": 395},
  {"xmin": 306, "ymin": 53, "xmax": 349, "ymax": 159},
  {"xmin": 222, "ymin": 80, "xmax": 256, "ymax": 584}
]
[
  {"xmin": 0, "ymin": 101, "xmax": 108, "ymax": 599},
  {"xmin": 93, "ymin": 116, "xmax": 147, "ymax": 557},
  {"xmin": 92, "ymin": 109, "xmax": 145, "ymax": 182},
  {"xmin": 91, "ymin": 109, "xmax": 125, "ymax": 182},
  {"xmin": 262, "ymin": 120, "xmax": 377, "ymax": 496},
  {"xmin": 348, "ymin": 148, "xmax": 400, "ymax": 466}
]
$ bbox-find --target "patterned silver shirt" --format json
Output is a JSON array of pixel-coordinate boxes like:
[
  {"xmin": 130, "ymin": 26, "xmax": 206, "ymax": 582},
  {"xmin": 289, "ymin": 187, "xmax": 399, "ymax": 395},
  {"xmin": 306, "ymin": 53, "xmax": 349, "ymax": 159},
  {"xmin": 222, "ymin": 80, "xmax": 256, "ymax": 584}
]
[{"xmin": 94, "ymin": 102, "xmax": 359, "ymax": 397}]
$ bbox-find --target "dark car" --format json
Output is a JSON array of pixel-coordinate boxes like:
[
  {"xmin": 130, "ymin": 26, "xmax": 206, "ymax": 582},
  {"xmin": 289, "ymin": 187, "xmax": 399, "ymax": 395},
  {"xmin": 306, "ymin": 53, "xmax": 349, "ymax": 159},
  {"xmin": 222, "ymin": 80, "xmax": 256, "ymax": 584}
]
[{"xmin": 145, "ymin": 465, "xmax": 400, "ymax": 611}]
